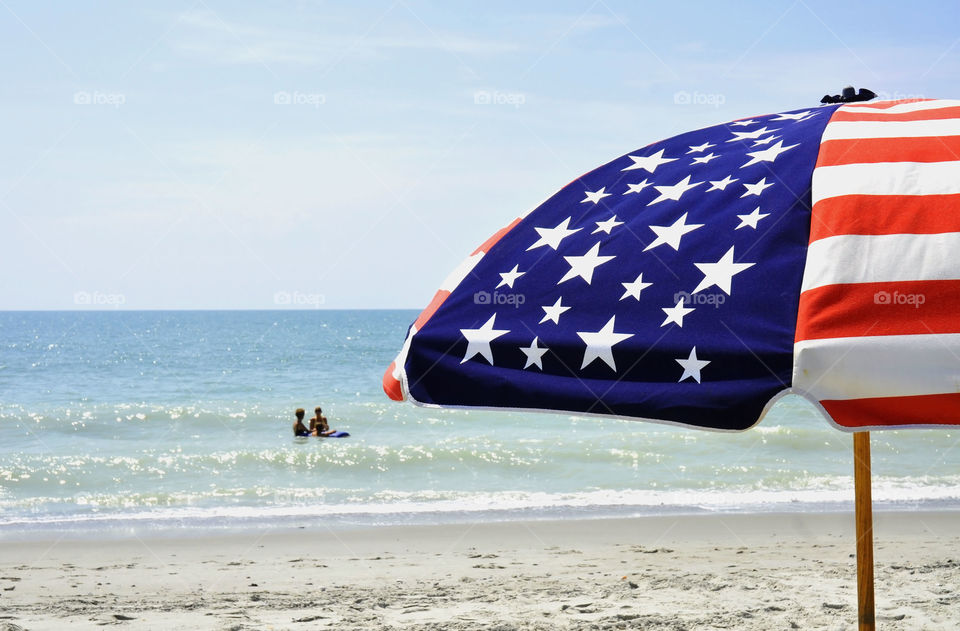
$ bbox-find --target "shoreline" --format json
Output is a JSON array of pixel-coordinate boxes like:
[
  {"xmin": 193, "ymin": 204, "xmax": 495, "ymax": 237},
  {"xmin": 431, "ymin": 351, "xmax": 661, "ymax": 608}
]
[
  {"xmin": 1, "ymin": 499, "xmax": 957, "ymax": 543},
  {"xmin": 3, "ymin": 508, "xmax": 958, "ymax": 546},
  {"xmin": 2, "ymin": 511, "xmax": 958, "ymax": 629}
]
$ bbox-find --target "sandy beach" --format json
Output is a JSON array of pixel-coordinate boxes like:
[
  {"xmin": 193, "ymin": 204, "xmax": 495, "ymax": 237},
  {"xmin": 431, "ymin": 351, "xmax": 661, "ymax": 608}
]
[{"xmin": 1, "ymin": 511, "xmax": 958, "ymax": 630}]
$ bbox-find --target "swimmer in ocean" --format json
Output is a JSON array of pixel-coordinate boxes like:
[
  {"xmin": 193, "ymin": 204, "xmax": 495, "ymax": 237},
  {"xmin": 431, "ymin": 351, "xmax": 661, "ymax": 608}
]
[
  {"xmin": 310, "ymin": 406, "xmax": 336, "ymax": 437},
  {"xmin": 293, "ymin": 408, "xmax": 310, "ymax": 437}
]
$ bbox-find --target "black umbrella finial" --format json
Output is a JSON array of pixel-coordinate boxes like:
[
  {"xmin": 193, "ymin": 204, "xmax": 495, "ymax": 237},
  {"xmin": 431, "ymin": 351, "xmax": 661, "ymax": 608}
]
[{"xmin": 820, "ymin": 86, "xmax": 877, "ymax": 104}]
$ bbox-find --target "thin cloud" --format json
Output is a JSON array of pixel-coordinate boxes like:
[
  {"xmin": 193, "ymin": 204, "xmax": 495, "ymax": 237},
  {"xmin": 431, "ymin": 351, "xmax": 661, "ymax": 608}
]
[{"xmin": 172, "ymin": 9, "xmax": 520, "ymax": 65}]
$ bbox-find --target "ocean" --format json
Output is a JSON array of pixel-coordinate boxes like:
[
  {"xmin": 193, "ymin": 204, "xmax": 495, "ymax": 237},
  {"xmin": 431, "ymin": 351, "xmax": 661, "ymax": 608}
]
[{"xmin": 1, "ymin": 310, "xmax": 958, "ymax": 539}]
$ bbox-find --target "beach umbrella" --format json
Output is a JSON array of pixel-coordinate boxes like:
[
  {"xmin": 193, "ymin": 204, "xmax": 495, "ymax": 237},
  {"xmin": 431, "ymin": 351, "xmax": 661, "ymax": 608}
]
[{"xmin": 382, "ymin": 94, "xmax": 960, "ymax": 631}]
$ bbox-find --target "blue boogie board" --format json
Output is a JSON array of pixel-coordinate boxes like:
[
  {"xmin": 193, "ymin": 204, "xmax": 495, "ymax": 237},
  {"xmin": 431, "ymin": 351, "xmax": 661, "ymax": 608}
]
[{"xmin": 324, "ymin": 431, "xmax": 350, "ymax": 438}]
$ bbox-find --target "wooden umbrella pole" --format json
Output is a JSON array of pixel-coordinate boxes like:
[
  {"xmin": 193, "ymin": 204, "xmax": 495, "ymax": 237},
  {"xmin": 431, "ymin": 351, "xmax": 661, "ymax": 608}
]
[{"xmin": 853, "ymin": 431, "xmax": 875, "ymax": 631}]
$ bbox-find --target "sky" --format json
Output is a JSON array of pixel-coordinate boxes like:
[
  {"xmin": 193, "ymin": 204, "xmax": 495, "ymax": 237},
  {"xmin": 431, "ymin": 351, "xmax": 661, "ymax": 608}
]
[{"xmin": 1, "ymin": 0, "xmax": 958, "ymax": 310}]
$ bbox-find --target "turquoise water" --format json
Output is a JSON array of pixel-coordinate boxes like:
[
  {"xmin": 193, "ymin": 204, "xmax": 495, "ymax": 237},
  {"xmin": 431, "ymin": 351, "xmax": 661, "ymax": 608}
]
[{"xmin": 1, "ymin": 310, "xmax": 959, "ymax": 538}]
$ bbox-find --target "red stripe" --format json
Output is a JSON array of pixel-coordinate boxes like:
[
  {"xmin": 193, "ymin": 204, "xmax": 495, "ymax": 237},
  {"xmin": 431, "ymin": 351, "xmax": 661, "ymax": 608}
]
[
  {"xmin": 821, "ymin": 393, "xmax": 960, "ymax": 428},
  {"xmin": 796, "ymin": 280, "xmax": 960, "ymax": 342},
  {"xmin": 808, "ymin": 194, "xmax": 960, "ymax": 242},
  {"xmin": 414, "ymin": 216, "xmax": 522, "ymax": 332},
  {"xmin": 382, "ymin": 362, "xmax": 404, "ymax": 401},
  {"xmin": 404, "ymin": 216, "xmax": 523, "ymax": 363},
  {"xmin": 829, "ymin": 105, "xmax": 960, "ymax": 122},
  {"xmin": 839, "ymin": 99, "xmax": 930, "ymax": 110},
  {"xmin": 472, "ymin": 217, "xmax": 522, "ymax": 255},
  {"xmin": 801, "ymin": 100, "xmax": 960, "ymax": 425},
  {"xmin": 413, "ymin": 289, "xmax": 451, "ymax": 331},
  {"xmin": 816, "ymin": 136, "xmax": 960, "ymax": 168},
  {"xmin": 386, "ymin": 216, "xmax": 524, "ymax": 402}
]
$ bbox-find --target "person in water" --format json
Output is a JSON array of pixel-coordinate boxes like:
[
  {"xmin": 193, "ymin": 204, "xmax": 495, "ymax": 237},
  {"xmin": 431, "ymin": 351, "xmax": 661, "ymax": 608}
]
[
  {"xmin": 293, "ymin": 408, "xmax": 311, "ymax": 437},
  {"xmin": 310, "ymin": 406, "xmax": 336, "ymax": 437}
]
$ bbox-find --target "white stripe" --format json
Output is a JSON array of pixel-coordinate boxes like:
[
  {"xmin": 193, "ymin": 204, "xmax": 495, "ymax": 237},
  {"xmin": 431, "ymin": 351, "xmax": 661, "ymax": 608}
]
[
  {"xmin": 801, "ymin": 232, "xmax": 960, "ymax": 292},
  {"xmin": 440, "ymin": 252, "xmax": 483, "ymax": 292},
  {"xmin": 821, "ymin": 118, "xmax": 960, "ymax": 141},
  {"xmin": 391, "ymin": 325, "xmax": 415, "ymax": 380},
  {"xmin": 389, "ymin": 325, "xmax": 416, "ymax": 401},
  {"xmin": 839, "ymin": 99, "xmax": 960, "ymax": 115},
  {"xmin": 813, "ymin": 161, "xmax": 960, "ymax": 202},
  {"xmin": 793, "ymin": 334, "xmax": 960, "ymax": 400}
]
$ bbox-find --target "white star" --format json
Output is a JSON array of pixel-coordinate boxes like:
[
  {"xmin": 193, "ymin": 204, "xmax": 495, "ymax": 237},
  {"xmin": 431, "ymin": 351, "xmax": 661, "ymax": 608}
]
[
  {"xmin": 735, "ymin": 207, "xmax": 770, "ymax": 230},
  {"xmin": 730, "ymin": 119, "xmax": 758, "ymax": 127},
  {"xmin": 496, "ymin": 264, "xmax": 525, "ymax": 289},
  {"xmin": 624, "ymin": 179, "xmax": 651, "ymax": 195},
  {"xmin": 593, "ymin": 215, "xmax": 624, "ymax": 234},
  {"xmin": 621, "ymin": 149, "xmax": 677, "ymax": 174},
  {"xmin": 577, "ymin": 316, "xmax": 634, "ymax": 371},
  {"xmin": 741, "ymin": 177, "xmax": 774, "ymax": 198},
  {"xmin": 660, "ymin": 299, "xmax": 695, "ymax": 327},
  {"xmin": 620, "ymin": 273, "xmax": 652, "ymax": 301},
  {"xmin": 647, "ymin": 175, "xmax": 704, "ymax": 206},
  {"xmin": 691, "ymin": 152, "xmax": 719, "ymax": 165},
  {"xmin": 772, "ymin": 110, "xmax": 815, "ymax": 121},
  {"xmin": 692, "ymin": 246, "xmax": 755, "ymax": 295},
  {"xmin": 582, "ymin": 187, "xmax": 612, "ymax": 204},
  {"xmin": 520, "ymin": 337, "xmax": 549, "ymax": 370},
  {"xmin": 726, "ymin": 126, "xmax": 779, "ymax": 142},
  {"xmin": 741, "ymin": 140, "xmax": 799, "ymax": 168},
  {"xmin": 539, "ymin": 297, "xmax": 571, "ymax": 324},
  {"xmin": 676, "ymin": 347, "xmax": 710, "ymax": 383},
  {"xmin": 686, "ymin": 141, "xmax": 716, "ymax": 154},
  {"xmin": 706, "ymin": 175, "xmax": 738, "ymax": 192},
  {"xmin": 527, "ymin": 217, "xmax": 581, "ymax": 251},
  {"xmin": 643, "ymin": 212, "xmax": 703, "ymax": 252},
  {"xmin": 460, "ymin": 314, "xmax": 510, "ymax": 365},
  {"xmin": 751, "ymin": 134, "xmax": 780, "ymax": 147},
  {"xmin": 559, "ymin": 242, "xmax": 616, "ymax": 285}
]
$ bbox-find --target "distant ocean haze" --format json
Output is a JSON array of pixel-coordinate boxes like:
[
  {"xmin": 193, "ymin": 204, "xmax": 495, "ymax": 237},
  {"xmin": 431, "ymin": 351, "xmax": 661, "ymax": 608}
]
[{"xmin": 1, "ymin": 310, "xmax": 958, "ymax": 539}]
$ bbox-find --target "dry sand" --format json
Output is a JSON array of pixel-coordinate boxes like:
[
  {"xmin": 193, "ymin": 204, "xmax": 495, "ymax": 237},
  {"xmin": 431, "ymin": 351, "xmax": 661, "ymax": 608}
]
[{"xmin": 1, "ymin": 511, "xmax": 959, "ymax": 630}]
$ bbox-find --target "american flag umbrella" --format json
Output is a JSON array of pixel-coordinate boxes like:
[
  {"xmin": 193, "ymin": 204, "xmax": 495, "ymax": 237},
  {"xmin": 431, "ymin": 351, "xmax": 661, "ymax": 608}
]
[{"xmin": 383, "ymin": 96, "xmax": 960, "ymax": 630}]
